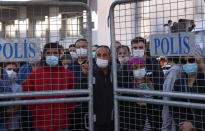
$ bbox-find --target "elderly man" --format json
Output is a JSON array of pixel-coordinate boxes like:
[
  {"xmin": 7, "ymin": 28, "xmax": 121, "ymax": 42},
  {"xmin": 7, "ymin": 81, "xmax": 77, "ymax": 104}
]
[{"xmin": 81, "ymin": 45, "xmax": 114, "ymax": 131}]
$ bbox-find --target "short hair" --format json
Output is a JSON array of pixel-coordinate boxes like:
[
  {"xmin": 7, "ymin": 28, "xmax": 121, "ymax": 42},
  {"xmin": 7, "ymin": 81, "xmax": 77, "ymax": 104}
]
[
  {"xmin": 93, "ymin": 45, "xmax": 99, "ymax": 48},
  {"xmin": 43, "ymin": 42, "xmax": 61, "ymax": 55},
  {"xmin": 168, "ymin": 20, "xmax": 172, "ymax": 24},
  {"xmin": 75, "ymin": 38, "xmax": 88, "ymax": 46},
  {"xmin": 96, "ymin": 45, "xmax": 111, "ymax": 55},
  {"xmin": 167, "ymin": 56, "xmax": 180, "ymax": 64},
  {"xmin": 4, "ymin": 62, "xmax": 18, "ymax": 68},
  {"xmin": 69, "ymin": 44, "xmax": 75, "ymax": 49},
  {"xmin": 117, "ymin": 45, "xmax": 130, "ymax": 54},
  {"xmin": 115, "ymin": 41, "xmax": 121, "ymax": 45},
  {"xmin": 61, "ymin": 54, "xmax": 72, "ymax": 61},
  {"xmin": 131, "ymin": 37, "xmax": 146, "ymax": 46}
]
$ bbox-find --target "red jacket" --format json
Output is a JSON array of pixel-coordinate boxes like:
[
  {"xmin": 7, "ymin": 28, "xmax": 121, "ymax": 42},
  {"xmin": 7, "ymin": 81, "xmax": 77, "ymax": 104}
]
[{"xmin": 23, "ymin": 66, "xmax": 75, "ymax": 131}]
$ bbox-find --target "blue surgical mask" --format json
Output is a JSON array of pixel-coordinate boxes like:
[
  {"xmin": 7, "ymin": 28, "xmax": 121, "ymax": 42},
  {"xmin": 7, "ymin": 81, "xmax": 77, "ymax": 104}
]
[
  {"xmin": 183, "ymin": 63, "xmax": 197, "ymax": 75},
  {"xmin": 46, "ymin": 56, "xmax": 59, "ymax": 66},
  {"xmin": 92, "ymin": 52, "xmax": 96, "ymax": 58}
]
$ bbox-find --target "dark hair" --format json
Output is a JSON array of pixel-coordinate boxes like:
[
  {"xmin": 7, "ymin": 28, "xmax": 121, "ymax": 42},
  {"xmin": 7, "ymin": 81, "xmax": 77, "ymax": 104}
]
[
  {"xmin": 115, "ymin": 41, "xmax": 121, "ymax": 45},
  {"xmin": 168, "ymin": 20, "xmax": 172, "ymax": 24},
  {"xmin": 93, "ymin": 45, "xmax": 99, "ymax": 48},
  {"xmin": 69, "ymin": 44, "xmax": 75, "ymax": 48},
  {"xmin": 131, "ymin": 37, "xmax": 146, "ymax": 46},
  {"xmin": 167, "ymin": 56, "xmax": 180, "ymax": 64},
  {"xmin": 75, "ymin": 38, "xmax": 88, "ymax": 46},
  {"xmin": 43, "ymin": 42, "xmax": 61, "ymax": 55},
  {"xmin": 117, "ymin": 45, "xmax": 130, "ymax": 54},
  {"xmin": 96, "ymin": 45, "xmax": 111, "ymax": 55},
  {"xmin": 61, "ymin": 54, "xmax": 72, "ymax": 61}
]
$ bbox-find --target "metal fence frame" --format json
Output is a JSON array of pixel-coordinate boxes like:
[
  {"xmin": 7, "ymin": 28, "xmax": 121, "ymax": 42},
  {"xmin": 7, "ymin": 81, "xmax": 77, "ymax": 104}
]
[
  {"xmin": 109, "ymin": 0, "xmax": 205, "ymax": 131},
  {"xmin": 0, "ymin": 1, "xmax": 93, "ymax": 131}
]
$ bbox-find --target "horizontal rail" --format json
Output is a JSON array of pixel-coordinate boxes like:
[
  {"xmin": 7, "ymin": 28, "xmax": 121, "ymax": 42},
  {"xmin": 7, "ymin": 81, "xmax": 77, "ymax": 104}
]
[
  {"xmin": 0, "ymin": 97, "xmax": 89, "ymax": 106},
  {"xmin": 0, "ymin": 1, "xmax": 89, "ymax": 11},
  {"xmin": 0, "ymin": 89, "xmax": 89, "ymax": 99},
  {"xmin": 116, "ymin": 96, "xmax": 205, "ymax": 109},
  {"xmin": 116, "ymin": 88, "xmax": 205, "ymax": 100}
]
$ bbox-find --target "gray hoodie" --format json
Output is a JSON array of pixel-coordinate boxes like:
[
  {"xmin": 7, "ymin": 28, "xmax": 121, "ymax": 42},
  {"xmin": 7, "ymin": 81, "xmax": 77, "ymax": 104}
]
[{"xmin": 162, "ymin": 64, "xmax": 181, "ymax": 131}]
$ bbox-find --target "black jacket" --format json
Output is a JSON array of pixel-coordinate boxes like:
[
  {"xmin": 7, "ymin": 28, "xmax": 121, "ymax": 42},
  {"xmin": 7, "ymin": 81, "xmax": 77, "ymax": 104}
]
[
  {"xmin": 93, "ymin": 66, "xmax": 113, "ymax": 125},
  {"xmin": 81, "ymin": 65, "xmax": 114, "ymax": 126},
  {"xmin": 170, "ymin": 72, "xmax": 205, "ymax": 131}
]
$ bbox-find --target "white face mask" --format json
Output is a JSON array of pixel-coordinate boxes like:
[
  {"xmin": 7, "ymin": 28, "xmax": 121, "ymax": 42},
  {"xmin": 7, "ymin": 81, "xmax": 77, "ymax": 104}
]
[
  {"xmin": 64, "ymin": 65, "xmax": 69, "ymax": 69},
  {"xmin": 118, "ymin": 57, "xmax": 129, "ymax": 63},
  {"xmin": 6, "ymin": 70, "xmax": 17, "ymax": 80},
  {"xmin": 133, "ymin": 69, "xmax": 146, "ymax": 79},
  {"xmin": 96, "ymin": 58, "xmax": 109, "ymax": 68},
  {"xmin": 76, "ymin": 48, "xmax": 87, "ymax": 58},
  {"xmin": 132, "ymin": 50, "xmax": 144, "ymax": 58},
  {"xmin": 70, "ymin": 52, "xmax": 78, "ymax": 59}
]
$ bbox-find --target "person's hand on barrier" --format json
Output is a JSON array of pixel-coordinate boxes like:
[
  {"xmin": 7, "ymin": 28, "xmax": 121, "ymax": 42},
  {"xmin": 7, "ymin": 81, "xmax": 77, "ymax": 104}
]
[
  {"xmin": 81, "ymin": 60, "xmax": 89, "ymax": 75},
  {"xmin": 120, "ymin": 58, "xmax": 127, "ymax": 66},
  {"xmin": 179, "ymin": 121, "xmax": 194, "ymax": 131},
  {"xmin": 195, "ymin": 50, "xmax": 205, "ymax": 72},
  {"xmin": 137, "ymin": 103, "xmax": 146, "ymax": 106}
]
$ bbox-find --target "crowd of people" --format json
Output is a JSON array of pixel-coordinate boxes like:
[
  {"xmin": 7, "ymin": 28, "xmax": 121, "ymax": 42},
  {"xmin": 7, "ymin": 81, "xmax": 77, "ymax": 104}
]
[{"xmin": 0, "ymin": 36, "xmax": 204, "ymax": 131}]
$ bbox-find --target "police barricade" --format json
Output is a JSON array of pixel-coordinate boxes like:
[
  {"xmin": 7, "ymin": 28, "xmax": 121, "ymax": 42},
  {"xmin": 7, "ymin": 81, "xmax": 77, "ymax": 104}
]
[
  {"xmin": 0, "ymin": 1, "xmax": 93, "ymax": 131},
  {"xmin": 109, "ymin": 0, "xmax": 205, "ymax": 130}
]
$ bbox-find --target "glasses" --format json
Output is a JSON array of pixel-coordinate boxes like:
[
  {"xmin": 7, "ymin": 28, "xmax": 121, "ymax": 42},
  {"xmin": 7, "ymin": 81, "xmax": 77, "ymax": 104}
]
[{"xmin": 180, "ymin": 58, "xmax": 195, "ymax": 64}]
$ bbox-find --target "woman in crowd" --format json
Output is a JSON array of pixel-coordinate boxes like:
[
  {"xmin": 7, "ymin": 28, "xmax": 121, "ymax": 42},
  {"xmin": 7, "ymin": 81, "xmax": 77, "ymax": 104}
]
[
  {"xmin": 120, "ymin": 57, "xmax": 153, "ymax": 130},
  {"xmin": 170, "ymin": 54, "xmax": 205, "ymax": 131},
  {"xmin": 4, "ymin": 62, "xmax": 22, "ymax": 131}
]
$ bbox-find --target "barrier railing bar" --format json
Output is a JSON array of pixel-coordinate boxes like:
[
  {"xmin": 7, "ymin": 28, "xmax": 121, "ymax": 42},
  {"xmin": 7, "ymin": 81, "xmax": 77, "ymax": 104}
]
[
  {"xmin": 0, "ymin": 97, "xmax": 90, "ymax": 106},
  {"xmin": 0, "ymin": 89, "xmax": 90, "ymax": 99},
  {"xmin": 116, "ymin": 96, "xmax": 205, "ymax": 109},
  {"xmin": 116, "ymin": 88, "xmax": 205, "ymax": 100}
]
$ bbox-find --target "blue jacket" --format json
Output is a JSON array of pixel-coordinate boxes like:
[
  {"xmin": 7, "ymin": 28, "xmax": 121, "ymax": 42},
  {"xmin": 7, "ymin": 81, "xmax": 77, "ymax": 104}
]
[
  {"xmin": 0, "ymin": 68, "xmax": 12, "ymax": 125},
  {"xmin": 15, "ymin": 63, "xmax": 33, "ymax": 85}
]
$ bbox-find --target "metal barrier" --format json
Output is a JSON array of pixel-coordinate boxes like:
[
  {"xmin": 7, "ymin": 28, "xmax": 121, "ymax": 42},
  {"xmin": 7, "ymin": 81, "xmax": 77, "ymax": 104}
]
[
  {"xmin": 0, "ymin": 1, "xmax": 93, "ymax": 131},
  {"xmin": 110, "ymin": 0, "xmax": 205, "ymax": 131}
]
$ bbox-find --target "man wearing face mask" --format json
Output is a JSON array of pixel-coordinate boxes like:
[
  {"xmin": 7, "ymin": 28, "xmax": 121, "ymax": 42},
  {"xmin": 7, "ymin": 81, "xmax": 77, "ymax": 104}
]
[
  {"xmin": 23, "ymin": 42, "xmax": 75, "ymax": 131},
  {"xmin": 68, "ymin": 39, "xmax": 89, "ymax": 131},
  {"xmin": 81, "ymin": 45, "xmax": 114, "ymax": 131},
  {"xmin": 92, "ymin": 45, "xmax": 99, "ymax": 59},
  {"xmin": 131, "ymin": 37, "xmax": 164, "ymax": 131},
  {"xmin": 68, "ymin": 44, "xmax": 78, "ymax": 61},
  {"xmin": 68, "ymin": 39, "xmax": 88, "ymax": 89},
  {"xmin": 117, "ymin": 45, "xmax": 131, "ymax": 88}
]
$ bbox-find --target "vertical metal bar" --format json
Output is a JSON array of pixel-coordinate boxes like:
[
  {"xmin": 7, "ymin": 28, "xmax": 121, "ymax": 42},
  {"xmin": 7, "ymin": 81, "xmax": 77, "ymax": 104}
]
[
  {"xmin": 109, "ymin": 4, "xmax": 119, "ymax": 131},
  {"xmin": 87, "ymin": 7, "xmax": 94, "ymax": 131}
]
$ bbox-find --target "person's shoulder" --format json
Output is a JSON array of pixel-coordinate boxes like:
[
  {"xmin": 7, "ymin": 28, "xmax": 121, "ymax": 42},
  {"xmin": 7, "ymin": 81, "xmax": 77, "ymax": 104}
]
[
  {"xmin": 29, "ymin": 67, "xmax": 43, "ymax": 76},
  {"xmin": 19, "ymin": 63, "xmax": 31, "ymax": 69}
]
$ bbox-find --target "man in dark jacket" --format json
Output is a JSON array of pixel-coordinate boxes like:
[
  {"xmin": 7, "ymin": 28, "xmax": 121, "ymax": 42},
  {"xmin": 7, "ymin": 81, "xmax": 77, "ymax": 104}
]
[
  {"xmin": 68, "ymin": 38, "xmax": 88, "ymax": 88},
  {"xmin": 68, "ymin": 39, "xmax": 89, "ymax": 130},
  {"xmin": 81, "ymin": 45, "xmax": 114, "ymax": 131}
]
